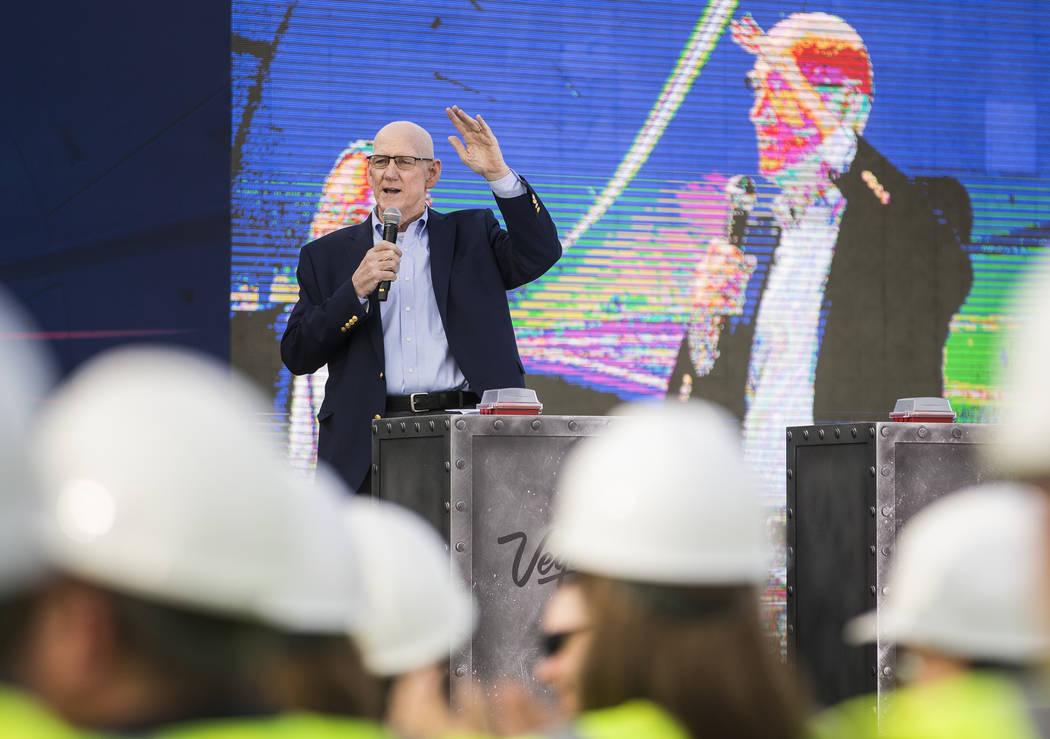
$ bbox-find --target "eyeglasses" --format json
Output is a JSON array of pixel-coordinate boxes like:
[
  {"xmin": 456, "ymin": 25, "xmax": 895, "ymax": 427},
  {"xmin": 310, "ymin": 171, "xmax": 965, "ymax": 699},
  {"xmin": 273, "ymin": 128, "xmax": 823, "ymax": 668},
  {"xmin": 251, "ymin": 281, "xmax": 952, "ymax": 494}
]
[
  {"xmin": 367, "ymin": 155, "xmax": 433, "ymax": 171},
  {"xmin": 540, "ymin": 628, "xmax": 588, "ymax": 657}
]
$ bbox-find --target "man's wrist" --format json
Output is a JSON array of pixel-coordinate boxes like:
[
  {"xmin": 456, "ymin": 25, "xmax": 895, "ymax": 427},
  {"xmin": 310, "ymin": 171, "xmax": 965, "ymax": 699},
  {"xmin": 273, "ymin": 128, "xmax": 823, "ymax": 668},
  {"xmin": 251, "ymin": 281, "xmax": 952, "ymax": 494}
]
[
  {"xmin": 488, "ymin": 168, "xmax": 526, "ymax": 198},
  {"xmin": 484, "ymin": 165, "xmax": 512, "ymax": 182}
]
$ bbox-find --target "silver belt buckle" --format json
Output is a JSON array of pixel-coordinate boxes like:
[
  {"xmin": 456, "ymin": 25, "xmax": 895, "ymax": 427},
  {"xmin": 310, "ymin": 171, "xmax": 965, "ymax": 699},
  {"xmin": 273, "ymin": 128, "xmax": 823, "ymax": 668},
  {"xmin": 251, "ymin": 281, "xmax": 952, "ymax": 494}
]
[{"xmin": 410, "ymin": 392, "xmax": 426, "ymax": 413}]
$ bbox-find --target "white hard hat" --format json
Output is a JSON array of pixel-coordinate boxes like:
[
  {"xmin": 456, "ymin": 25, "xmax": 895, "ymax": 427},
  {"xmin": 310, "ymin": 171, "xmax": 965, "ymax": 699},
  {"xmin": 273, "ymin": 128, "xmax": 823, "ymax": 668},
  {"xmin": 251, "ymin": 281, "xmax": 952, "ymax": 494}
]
[
  {"xmin": 996, "ymin": 254, "xmax": 1050, "ymax": 478},
  {"xmin": 0, "ymin": 289, "xmax": 55, "ymax": 594},
  {"xmin": 29, "ymin": 346, "xmax": 360, "ymax": 634},
  {"xmin": 845, "ymin": 482, "xmax": 1050, "ymax": 663},
  {"xmin": 547, "ymin": 401, "xmax": 768, "ymax": 586},
  {"xmin": 343, "ymin": 499, "xmax": 475, "ymax": 676}
]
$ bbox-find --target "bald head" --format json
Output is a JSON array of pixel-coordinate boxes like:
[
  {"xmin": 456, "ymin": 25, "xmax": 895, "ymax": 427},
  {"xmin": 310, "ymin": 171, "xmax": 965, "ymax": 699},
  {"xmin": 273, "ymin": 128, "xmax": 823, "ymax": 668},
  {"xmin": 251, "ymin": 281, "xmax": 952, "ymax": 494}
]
[
  {"xmin": 367, "ymin": 120, "xmax": 442, "ymax": 225},
  {"xmin": 374, "ymin": 121, "xmax": 434, "ymax": 159}
]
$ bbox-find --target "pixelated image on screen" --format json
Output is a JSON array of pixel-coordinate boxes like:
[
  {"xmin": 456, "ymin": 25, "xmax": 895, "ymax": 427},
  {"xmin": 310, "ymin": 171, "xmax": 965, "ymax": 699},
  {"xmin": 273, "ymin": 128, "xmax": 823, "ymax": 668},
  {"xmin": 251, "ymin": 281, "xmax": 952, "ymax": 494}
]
[{"xmin": 231, "ymin": 0, "xmax": 1050, "ymax": 640}]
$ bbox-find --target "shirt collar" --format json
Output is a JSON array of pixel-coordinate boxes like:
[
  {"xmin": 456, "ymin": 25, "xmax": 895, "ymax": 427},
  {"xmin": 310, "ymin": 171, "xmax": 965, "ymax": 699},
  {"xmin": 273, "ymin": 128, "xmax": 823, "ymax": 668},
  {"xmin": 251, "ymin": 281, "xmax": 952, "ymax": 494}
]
[{"xmin": 372, "ymin": 207, "xmax": 429, "ymax": 237}]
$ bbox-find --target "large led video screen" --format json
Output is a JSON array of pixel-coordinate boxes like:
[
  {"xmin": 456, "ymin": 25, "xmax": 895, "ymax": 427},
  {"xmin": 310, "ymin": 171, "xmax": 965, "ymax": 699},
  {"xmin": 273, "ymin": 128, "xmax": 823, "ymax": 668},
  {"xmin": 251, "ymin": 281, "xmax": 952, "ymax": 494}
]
[{"xmin": 232, "ymin": 0, "xmax": 1050, "ymax": 633}]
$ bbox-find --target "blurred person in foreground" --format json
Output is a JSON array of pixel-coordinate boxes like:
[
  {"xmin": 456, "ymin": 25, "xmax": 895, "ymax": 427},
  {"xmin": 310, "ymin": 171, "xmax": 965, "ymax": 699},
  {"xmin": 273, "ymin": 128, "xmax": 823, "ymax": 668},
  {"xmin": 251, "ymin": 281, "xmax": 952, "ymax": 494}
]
[
  {"xmin": 996, "ymin": 253, "xmax": 1050, "ymax": 495},
  {"xmin": 812, "ymin": 482, "xmax": 1050, "ymax": 738},
  {"xmin": 20, "ymin": 347, "xmax": 388, "ymax": 737},
  {"xmin": 390, "ymin": 401, "xmax": 808, "ymax": 738},
  {"xmin": 342, "ymin": 498, "xmax": 475, "ymax": 730},
  {"xmin": 392, "ymin": 574, "xmax": 589, "ymax": 736},
  {"xmin": 0, "ymin": 289, "xmax": 91, "ymax": 738},
  {"xmin": 532, "ymin": 578, "xmax": 590, "ymax": 720}
]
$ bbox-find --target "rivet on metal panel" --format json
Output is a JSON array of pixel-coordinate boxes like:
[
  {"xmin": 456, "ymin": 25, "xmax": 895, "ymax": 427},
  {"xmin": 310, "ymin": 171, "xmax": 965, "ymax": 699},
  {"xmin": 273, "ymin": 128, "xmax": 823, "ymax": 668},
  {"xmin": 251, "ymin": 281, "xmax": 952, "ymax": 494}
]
[
  {"xmin": 454, "ymin": 666, "xmax": 466, "ymax": 678},
  {"xmin": 386, "ymin": 423, "xmax": 393, "ymax": 433},
  {"xmin": 869, "ymin": 426, "xmax": 875, "ymax": 437},
  {"xmin": 414, "ymin": 422, "xmax": 421, "ymax": 433},
  {"xmin": 881, "ymin": 506, "xmax": 891, "ymax": 517},
  {"xmin": 372, "ymin": 424, "xmax": 378, "ymax": 435},
  {"xmin": 834, "ymin": 427, "xmax": 841, "ymax": 438},
  {"xmin": 787, "ymin": 546, "xmax": 794, "ymax": 557},
  {"xmin": 787, "ymin": 430, "xmax": 793, "ymax": 441},
  {"xmin": 786, "ymin": 586, "xmax": 793, "ymax": 596},
  {"xmin": 455, "ymin": 500, "xmax": 465, "ymax": 512},
  {"xmin": 869, "ymin": 466, "xmax": 876, "ymax": 477},
  {"xmin": 786, "ymin": 468, "xmax": 793, "ymax": 480},
  {"xmin": 372, "ymin": 464, "xmax": 378, "ymax": 473},
  {"xmin": 880, "ymin": 426, "xmax": 889, "ymax": 438},
  {"xmin": 568, "ymin": 420, "xmax": 579, "ymax": 431},
  {"xmin": 869, "ymin": 506, "xmax": 877, "ymax": 517},
  {"xmin": 493, "ymin": 419, "xmax": 504, "ymax": 431},
  {"xmin": 455, "ymin": 542, "xmax": 465, "ymax": 552},
  {"xmin": 429, "ymin": 420, "xmax": 436, "ymax": 431},
  {"xmin": 455, "ymin": 419, "xmax": 466, "ymax": 430},
  {"xmin": 882, "ymin": 587, "xmax": 889, "ymax": 596},
  {"xmin": 455, "ymin": 459, "xmax": 466, "ymax": 470},
  {"xmin": 787, "ymin": 624, "xmax": 795, "ymax": 634},
  {"xmin": 399, "ymin": 421, "xmax": 406, "ymax": 432},
  {"xmin": 882, "ymin": 666, "xmax": 892, "ymax": 677},
  {"xmin": 818, "ymin": 428, "xmax": 825, "ymax": 440},
  {"xmin": 444, "ymin": 501, "xmax": 451, "ymax": 512},
  {"xmin": 869, "ymin": 545, "xmax": 876, "ymax": 556},
  {"xmin": 444, "ymin": 419, "xmax": 451, "ymax": 430},
  {"xmin": 531, "ymin": 419, "xmax": 541, "ymax": 430},
  {"xmin": 917, "ymin": 426, "xmax": 928, "ymax": 439},
  {"xmin": 881, "ymin": 465, "xmax": 891, "ymax": 477},
  {"xmin": 802, "ymin": 429, "xmax": 809, "ymax": 441},
  {"xmin": 869, "ymin": 585, "xmax": 877, "ymax": 596},
  {"xmin": 786, "ymin": 508, "xmax": 794, "ymax": 518},
  {"xmin": 444, "ymin": 461, "xmax": 451, "ymax": 472},
  {"xmin": 882, "ymin": 547, "xmax": 891, "ymax": 557},
  {"xmin": 952, "ymin": 427, "xmax": 963, "ymax": 439},
  {"xmin": 871, "ymin": 666, "xmax": 878, "ymax": 677},
  {"xmin": 851, "ymin": 427, "xmax": 858, "ymax": 438}
]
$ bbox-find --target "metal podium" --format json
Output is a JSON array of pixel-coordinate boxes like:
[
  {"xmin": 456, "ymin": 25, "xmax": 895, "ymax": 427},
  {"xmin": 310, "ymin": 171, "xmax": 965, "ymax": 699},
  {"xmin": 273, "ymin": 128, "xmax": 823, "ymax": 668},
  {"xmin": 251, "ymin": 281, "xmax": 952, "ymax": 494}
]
[
  {"xmin": 785, "ymin": 421, "xmax": 1000, "ymax": 707},
  {"xmin": 371, "ymin": 413, "xmax": 612, "ymax": 687}
]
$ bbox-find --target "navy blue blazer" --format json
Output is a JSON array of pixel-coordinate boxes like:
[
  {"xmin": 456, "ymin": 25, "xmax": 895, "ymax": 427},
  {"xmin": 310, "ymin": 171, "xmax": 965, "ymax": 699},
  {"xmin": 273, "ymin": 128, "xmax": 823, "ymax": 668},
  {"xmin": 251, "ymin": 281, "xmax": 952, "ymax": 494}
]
[{"xmin": 281, "ymin": 179, "xmax": 562, "ymax": 492}]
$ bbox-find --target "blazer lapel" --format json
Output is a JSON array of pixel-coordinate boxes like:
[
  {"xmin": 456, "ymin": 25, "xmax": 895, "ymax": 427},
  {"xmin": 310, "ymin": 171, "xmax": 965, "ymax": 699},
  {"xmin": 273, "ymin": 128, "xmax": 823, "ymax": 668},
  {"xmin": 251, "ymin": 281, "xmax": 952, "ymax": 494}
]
[
  {"xmin": 427, "ymin": 208, "xmax": 454, "ymax": 320},
  {"xmin": 343, "ymin": 220, "xmax": 385, "ymax": 366}
]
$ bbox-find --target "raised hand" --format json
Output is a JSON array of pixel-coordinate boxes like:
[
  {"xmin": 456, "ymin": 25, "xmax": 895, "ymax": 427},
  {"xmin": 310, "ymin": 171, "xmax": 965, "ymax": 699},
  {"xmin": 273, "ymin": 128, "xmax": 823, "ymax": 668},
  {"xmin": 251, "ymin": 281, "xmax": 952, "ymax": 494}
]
[{"xmin": 446, "ymin": 105, "xmax": 511, "ymax": 181}]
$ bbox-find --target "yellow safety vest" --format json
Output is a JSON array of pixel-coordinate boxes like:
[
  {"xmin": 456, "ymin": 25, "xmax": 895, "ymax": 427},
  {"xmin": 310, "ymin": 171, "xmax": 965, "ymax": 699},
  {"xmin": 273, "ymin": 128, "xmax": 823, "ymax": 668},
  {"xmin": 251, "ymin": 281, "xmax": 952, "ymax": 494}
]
[
  {"xmin": 570, "ymin": 701, "xmax": 692, "ymax": 739},
  {"xmin": 0, "ymin": 687, "xmax": 104, "ymax": 739},
  {"xmin": 152, "ymin": 712, "xmax": 392, "ymax": 738},
  {"xmin": 810, "ymin": 671, "xmax": 1045, "ymax": 739},
  {"xmin": 442, "ymin": 699, "xmax": 692, "ymax": 739}
]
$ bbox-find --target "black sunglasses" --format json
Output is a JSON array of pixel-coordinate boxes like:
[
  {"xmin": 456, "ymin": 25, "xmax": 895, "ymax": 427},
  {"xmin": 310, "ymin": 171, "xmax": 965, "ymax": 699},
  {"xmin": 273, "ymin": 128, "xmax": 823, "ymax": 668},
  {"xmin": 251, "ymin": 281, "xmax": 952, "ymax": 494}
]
[{"xmin": 540, "ymin": 628, "xmax": 588, "ymax": 657}]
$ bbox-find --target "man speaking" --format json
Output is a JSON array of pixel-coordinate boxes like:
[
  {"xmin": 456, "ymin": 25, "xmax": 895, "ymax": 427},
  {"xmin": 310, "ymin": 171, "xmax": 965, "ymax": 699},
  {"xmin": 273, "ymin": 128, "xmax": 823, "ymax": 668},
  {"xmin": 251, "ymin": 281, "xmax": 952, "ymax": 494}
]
[{"xmin": 281, "ymin": 106, "xmax": 562, "ymax": 493}]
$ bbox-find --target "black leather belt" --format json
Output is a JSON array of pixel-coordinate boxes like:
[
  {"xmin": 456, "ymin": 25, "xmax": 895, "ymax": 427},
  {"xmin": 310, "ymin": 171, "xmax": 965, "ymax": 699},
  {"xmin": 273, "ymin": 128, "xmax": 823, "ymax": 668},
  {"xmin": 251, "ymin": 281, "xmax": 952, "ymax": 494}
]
[{"xmin": 386, "ymin": 390, "xmax": 481, "ymax": 414}]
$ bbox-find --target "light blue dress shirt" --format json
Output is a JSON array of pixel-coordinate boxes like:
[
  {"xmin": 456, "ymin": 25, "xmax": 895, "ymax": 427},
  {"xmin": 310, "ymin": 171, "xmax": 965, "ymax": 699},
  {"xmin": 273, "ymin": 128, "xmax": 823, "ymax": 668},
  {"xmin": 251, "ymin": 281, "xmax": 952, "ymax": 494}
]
[{"xmin": 367, "ymin": 170, "xmax": 526, "ymax": 395}]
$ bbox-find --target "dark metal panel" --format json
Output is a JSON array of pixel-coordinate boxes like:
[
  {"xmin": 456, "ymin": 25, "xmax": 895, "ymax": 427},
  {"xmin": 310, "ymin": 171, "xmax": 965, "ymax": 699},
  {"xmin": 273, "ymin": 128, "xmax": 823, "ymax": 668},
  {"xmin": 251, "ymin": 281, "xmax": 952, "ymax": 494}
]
[
  {"xmin": 372, "ymin": 413, "xmax": 612, "ymax": 689},
  {"xmin": 788, "ymin": 422, "xmax": 1000, "ymax": 708},
  {"xmin": 787, "ymin": 425, "xmax": 876, "ymax": 708},
  {"xmin": 377, "ymin": 432, "xmax": 452, "ymax": 539}
]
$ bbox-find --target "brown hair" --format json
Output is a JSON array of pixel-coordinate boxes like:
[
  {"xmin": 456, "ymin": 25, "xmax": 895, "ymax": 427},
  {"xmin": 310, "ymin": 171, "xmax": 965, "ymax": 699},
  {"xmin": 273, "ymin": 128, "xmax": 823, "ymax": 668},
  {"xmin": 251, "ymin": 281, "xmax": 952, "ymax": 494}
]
[
  {"xmin": 265, "ymin": 634, "xmax": 384, "ymax": 720},
  {"xmin": 16, "ymin": 578, "xmax": 285, "ymax": 729},
  {"xmin": 577, "ymin": 575, "xmax": 807, "ymax": 739}
]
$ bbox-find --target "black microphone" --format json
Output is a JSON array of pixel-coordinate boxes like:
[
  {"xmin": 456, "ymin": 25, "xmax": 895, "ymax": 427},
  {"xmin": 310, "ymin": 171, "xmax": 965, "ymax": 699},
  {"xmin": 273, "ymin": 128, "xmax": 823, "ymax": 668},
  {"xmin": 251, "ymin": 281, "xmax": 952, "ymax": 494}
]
[
  {"xmin": 377, "ymin": 206, "xmax": 402, "ymax": 302},
  {"xmin": 725, "ymin": 175, "xmax": 756, "ymax": 246}
]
